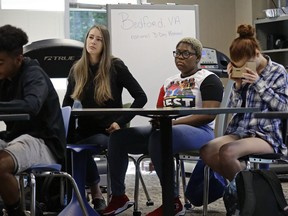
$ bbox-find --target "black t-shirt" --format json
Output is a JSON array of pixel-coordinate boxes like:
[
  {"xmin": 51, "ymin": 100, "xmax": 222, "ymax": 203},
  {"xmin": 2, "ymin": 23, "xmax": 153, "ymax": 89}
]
[
  {"xmin": 0, "ymin": 57, "xmax": 66, "ymax": 163},
  {"xmin": 63, "ymin": 58, "xmax": 147, "ymax": 138}
]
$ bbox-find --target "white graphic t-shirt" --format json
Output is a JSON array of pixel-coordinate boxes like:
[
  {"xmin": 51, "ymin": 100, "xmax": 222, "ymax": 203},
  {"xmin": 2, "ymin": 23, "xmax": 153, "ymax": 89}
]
[
  {"xmin": 156, "ymin": 69, "xmax": 221, "ymax": 129},
  {"xmin": 162, "ymin": 69, "xmax": 215, "ymax": 108}
]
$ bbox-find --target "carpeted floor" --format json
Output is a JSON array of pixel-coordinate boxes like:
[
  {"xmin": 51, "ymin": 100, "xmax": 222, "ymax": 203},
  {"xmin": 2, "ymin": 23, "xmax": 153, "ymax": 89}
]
[
  {"xmin": 116, "ymin": 171, "xmax": 226, "ymax": 216},
  {"xmin": 97, "ymin": 159, "xmax": 227, "ymax": 216},
  {"xmin": 99, "ymin": 160, "xmax": 288, "ymax": 216}
]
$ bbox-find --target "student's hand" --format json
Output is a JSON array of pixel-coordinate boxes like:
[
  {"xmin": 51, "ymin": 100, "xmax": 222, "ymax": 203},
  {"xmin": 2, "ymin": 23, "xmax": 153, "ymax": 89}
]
[
  {"xmin": 242, "ymin": 66, "xmax": 259, "ymax": 84},
  {"xmin": 227, "ymin": 63, "xmax": 242, "ymax": 89},
  {"xmin": 106, "ymin": 122, "xmax": 120, "ymax": 134}
]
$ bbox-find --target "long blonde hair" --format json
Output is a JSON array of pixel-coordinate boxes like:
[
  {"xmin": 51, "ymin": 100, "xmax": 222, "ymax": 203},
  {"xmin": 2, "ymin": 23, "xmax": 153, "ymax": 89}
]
[{"xmin": 71, "ymin": 25, "xmax": 113, "ymax": 105}]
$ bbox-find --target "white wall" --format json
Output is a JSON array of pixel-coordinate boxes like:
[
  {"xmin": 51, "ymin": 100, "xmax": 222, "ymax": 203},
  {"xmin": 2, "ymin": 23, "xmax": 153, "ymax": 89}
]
[
  {"xmin": 0, "ymin": 8, "xmax": 66, "ymax": 131},
  {"xmin": 235, "ymin": 0, "xmax": 253, "ymax": 28},
  {"xmin": 0, "ymin": 10, "xmax": 65, "ymax": 43},
  {"xmin": 0, "ymin": 0, "xmax": 274, "ymax": 130}
]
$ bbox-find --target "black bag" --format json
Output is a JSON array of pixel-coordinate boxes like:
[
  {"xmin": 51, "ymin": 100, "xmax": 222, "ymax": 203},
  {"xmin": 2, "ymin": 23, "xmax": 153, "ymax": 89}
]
[
  {"xmin": 36, "ymin": 176, "xmax": 65, "ymax": 213},
  {"xmin": 23, "ymin": 176, "xmax": 65, "ymax": 214},
  {"xmin": 223, "ymin": 169, "xmax": 288, "ymax": 216}
]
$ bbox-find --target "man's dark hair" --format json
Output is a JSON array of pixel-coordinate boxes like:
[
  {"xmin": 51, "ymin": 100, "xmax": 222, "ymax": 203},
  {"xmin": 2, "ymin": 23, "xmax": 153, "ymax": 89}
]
[{"xmin": 0, "ymin": 24, "xmax": 28, "ymax": 55}]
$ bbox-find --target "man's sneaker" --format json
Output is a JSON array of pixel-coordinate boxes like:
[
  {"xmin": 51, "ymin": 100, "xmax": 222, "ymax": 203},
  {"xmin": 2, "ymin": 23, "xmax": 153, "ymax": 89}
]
[
  {"xmin": 2, "ymin": 208, "xmax": 30, "ymax": 216},
  {"xmin": 92, "ymin": 197, "xmax": 107, "ymax": 213},
  {"xmin": 2, "ymin": 209, "xmax": 8, "ymax": 216},
  {"xmin": 102, "ymin": 194, "xmax": 134, "ymax": 215},
  {"xmin": 146, "ymin": 197, "xmax": 185, "ymax": 216}
]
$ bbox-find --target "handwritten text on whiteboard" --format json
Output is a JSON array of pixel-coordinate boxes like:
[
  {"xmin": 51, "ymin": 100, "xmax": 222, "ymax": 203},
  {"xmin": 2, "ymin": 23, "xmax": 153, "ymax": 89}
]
[{"xmin": 117, "ymin": 12, "xmax": 183, "ymax": 40}]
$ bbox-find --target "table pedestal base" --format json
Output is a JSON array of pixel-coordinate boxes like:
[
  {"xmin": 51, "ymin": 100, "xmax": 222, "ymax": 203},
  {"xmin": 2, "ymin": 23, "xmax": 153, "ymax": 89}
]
[
  {"xmin": 63, "ymin": 144, "xmax": 100, "ymax": 216},
  {"xmin": 59, "ymin": 195, "xmax": 97, "ymax": 216}
]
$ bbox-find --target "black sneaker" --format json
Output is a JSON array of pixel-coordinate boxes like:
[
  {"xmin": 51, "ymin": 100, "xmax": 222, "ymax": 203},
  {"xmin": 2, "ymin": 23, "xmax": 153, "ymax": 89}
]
[{"xmin": 92, "ymin": 198, "xmax": 107, "ymax": 213}]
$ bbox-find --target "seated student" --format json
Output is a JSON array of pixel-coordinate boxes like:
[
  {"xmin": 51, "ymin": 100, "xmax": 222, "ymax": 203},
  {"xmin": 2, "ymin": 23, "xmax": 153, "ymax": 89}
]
[
  {"xmin": 62, "ymin": 24, "xmax": 147, "ymax": 213},
  {"xmin": 200, "ymin": 24, "xmax": 288, "ymax": 182},
  {"xmin": 0, "ymin": 25, "xmax": 66, "ymax": 216},
  {"xmin": 102, "ymin": 37, "xmax": 224, "ymax": 216}
]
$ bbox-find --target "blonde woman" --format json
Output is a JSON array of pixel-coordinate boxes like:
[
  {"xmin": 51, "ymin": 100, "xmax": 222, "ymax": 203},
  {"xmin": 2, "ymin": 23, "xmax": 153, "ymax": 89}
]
[{"xmin": 63, "ymin": 25, "xmax": 147, "ymax": 213}]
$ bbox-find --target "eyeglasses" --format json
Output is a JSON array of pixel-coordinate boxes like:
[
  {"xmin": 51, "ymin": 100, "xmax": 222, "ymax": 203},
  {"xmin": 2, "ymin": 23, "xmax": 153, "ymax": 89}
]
[{"xmin": 173, "ymin": 50, "xmax": 196, "ymax": 59}]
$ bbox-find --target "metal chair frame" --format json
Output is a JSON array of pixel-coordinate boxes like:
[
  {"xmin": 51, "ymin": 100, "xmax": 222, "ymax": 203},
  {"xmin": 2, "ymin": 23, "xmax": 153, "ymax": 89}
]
[
  {"xmin": 244, "ymin": 119, "xmax": 288, "ymax": 171},
  {"xmin": 19, "ymin": 106, "xmax": 88, "ymax": 216}
]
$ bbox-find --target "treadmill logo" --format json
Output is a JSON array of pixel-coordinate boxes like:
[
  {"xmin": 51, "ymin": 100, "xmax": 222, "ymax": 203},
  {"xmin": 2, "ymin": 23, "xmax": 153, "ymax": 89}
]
[{"xmin": 44, "ymin": 56, "xmax": 76, "ymax": 61}]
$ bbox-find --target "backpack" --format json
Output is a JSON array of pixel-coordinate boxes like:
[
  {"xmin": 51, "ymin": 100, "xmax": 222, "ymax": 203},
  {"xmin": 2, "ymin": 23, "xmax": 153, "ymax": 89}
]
[
  {"xmin": 185, "ymin": 159, "xmax": 227, "ymax": 206},
  {"xmin": 36, "ymin": 176, "xmax": 66, "ymax": 213},
  {"xmin": 223, "ymin": 169, "xmax": 288, "ymax": 216},
  {"xmin": 22, "ymin": 176, "xmax": 65, "ymax": 215}
]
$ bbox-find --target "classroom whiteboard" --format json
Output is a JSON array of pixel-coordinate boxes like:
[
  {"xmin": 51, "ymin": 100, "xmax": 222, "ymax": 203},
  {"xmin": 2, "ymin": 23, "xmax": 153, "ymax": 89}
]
[{"xmin": 107, "ymin": 4, "xmax": 199, "ymax": 126}]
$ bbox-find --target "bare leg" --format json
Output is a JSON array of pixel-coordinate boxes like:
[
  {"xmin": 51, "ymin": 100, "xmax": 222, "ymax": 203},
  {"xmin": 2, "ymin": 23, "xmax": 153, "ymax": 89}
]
[
  {"xmin": 0, "ymin": 151, "xmax": 19, "ymax": 205},
  {"xmin": 218, "ymin": 137, "xmax": 274, "ymax": 180},
  {"xmin": 200, "ymin": 135, "xmax": 238, "ymax": 175},
  {"xmin": 0, "ymin": 150, "xmax": 26, "ymax": 215},
  {"xmin": 201, "ymin": 136, "xmax": 274, "ymax": 181}
]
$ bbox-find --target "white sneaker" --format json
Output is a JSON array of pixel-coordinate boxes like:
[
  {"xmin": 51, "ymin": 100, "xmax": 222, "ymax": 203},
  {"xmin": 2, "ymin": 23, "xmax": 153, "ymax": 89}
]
[
  {"xmin": 2, "ymin": 208, "xmax": 30, "ymax": 216},
  {"xmin": 24, "ymin": 210, "xmax": 31, "ymax": 216},
  {"xmin": 2, "ymin": 209, "xmax": 8, "ymax": 216}
]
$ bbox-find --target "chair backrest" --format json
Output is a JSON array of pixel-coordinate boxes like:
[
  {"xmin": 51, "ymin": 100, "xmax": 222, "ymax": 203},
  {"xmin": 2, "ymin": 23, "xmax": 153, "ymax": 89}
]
[
  {"xmin": 61, "ymin": 106, "xmax": 72, "ymax": 138},
  {"xmin": 282, "ymin": 119, "xmax": 288, "ymax": 149},
  {"xmin": 214, "ymin": 79, "xmax": 234, "ymax": 137}
]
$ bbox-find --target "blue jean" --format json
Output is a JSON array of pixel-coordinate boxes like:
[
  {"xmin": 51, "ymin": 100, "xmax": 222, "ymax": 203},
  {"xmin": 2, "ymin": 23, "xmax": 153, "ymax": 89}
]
[{"xmin": 108, "ymin": 124, "xmax": 214, "ymax": 197}]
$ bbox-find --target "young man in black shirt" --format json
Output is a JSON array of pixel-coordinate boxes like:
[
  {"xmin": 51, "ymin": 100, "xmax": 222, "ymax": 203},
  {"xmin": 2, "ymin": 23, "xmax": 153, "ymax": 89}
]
[{"xmin": 0, "ymin": 24, "xmax": 66, "ymax": 216}]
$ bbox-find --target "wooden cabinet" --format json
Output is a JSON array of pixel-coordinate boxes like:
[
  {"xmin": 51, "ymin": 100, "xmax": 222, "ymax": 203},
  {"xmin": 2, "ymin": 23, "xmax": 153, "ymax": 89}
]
[{"xmin": 255, "ymin": 16, "xmax": 288, "ymax": 70}]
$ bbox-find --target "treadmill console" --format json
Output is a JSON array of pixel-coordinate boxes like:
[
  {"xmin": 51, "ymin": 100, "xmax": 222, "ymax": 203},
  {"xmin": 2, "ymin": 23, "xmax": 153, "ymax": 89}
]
[
  {"xmin": 200, "ymin": 47, "xmax": 230, "ymax": 77},
  {"xmin": 200, "ymin": 47, "xmax": 218, "ymax": 67}
]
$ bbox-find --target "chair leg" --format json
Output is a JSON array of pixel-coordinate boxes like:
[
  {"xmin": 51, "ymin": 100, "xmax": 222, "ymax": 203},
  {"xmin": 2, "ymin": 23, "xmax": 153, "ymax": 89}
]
[
  {"xmin": 19, "ymin": 175, "xmax": 26, "ymax": 211},
  {"xmin": 60, "ymin": 177, "xmax": 66, "ymax": 206},
  {"xmin": 132, "ymin": 155, "xmax": 154, "ymax": 215},
  {"xmin": 58, "ymin": 172, "xmax": 89, "ymax": 216},
  {"xmin": 26, "ymin": 171, "xmax": 88, "ymax": 216},
  {"xmin": 179, "ymin": 159, "xmax": 192, "ymax": 209},
  {"xmin": 203, "ymin": 165, "xmax": 210, "ymax": 216},
  {"xmin": 177, "ymin": 158, "xmax": 210, "ymax": 215},
  {"xmin": 139, "ymin": 171, "xmax": 153, "ymax": 206},
  {"xmin": 175, "ymin": 157, "xmax": 180, "ymax": 192},
  {"xmin": 133, "ymin": 156, "xmax": 141, "ymax": 214},
  {"xmin": 30, "ymin": 172, "xmax": 36, "ymax": 216},
  {"xmin": 106, "ymin": 155, "xmax": 111, "ymax": 203},
  {"xmin": 106, "ymin": 154, "xmax": 153, "ymax": 210}
]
